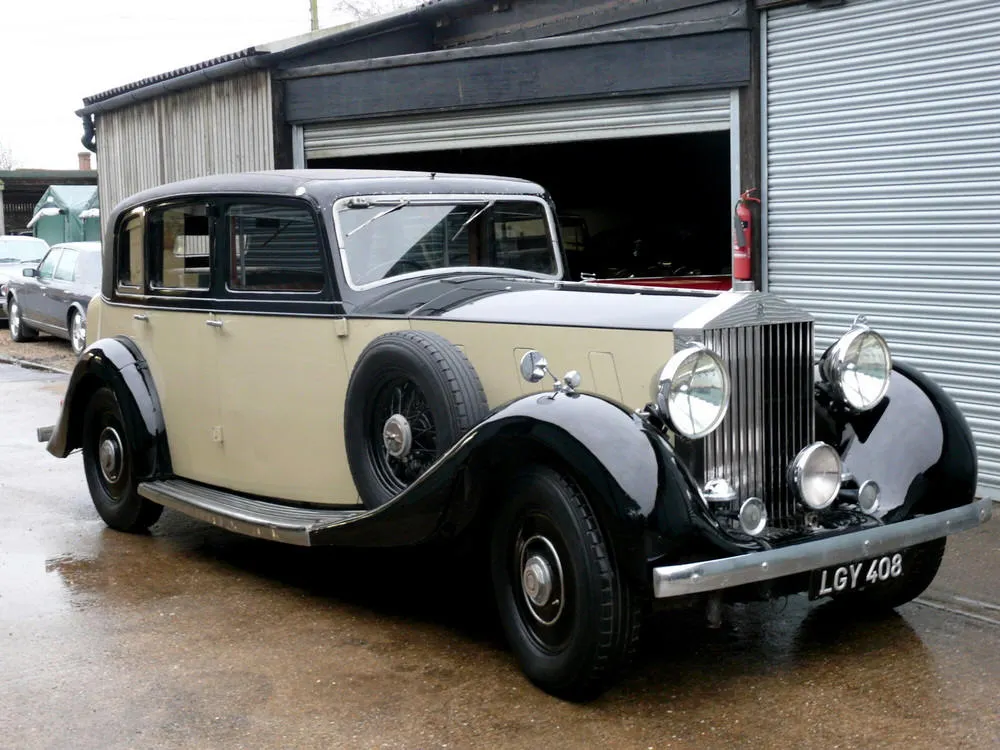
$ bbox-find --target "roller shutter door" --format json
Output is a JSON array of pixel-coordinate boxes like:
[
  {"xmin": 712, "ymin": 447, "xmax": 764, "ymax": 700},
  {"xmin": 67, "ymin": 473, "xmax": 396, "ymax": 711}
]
[
  {"xmin": 764, "ymin": 0, "xmax": 1000, "ymax": 497},
  {"xmin": 303, "ymin": 91, "xmax": 732, "ymax": 159}
]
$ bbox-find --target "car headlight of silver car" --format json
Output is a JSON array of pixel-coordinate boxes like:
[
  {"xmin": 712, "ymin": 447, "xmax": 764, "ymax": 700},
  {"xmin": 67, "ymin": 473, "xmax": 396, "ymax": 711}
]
[
  {"xmin": 819, "ymin": 324, "xmax": 892, "ymax": 412},
  {"xmin": 655, "ymin": 344, "xmax": 730, "ymax": 439}
]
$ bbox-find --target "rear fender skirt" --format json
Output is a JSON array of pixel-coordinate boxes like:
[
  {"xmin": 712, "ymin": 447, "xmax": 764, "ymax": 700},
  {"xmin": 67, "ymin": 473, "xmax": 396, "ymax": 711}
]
[
  {"xmin": 818, "ymin": 361, "xmax": 977, "ymax": 522},
  {"xmin": 331, "ymin": 392, "xmax": 762, "ymax": 578},
  {"xmin": 47, "ymin": 336, "xmax": 170, "ymax": 479}
]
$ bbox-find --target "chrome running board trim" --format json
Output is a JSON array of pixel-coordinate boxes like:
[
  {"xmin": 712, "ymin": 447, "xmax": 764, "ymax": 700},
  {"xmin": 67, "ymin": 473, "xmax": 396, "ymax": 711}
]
[{"xmin": 139, "ymin": 479, "xmax": 367, "ymax": 546}]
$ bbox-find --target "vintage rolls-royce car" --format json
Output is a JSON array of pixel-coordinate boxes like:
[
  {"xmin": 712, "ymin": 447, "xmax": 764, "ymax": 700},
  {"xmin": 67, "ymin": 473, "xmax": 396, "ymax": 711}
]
[{"xmin": 43, "ymin": 170, "xmax": 989, "ymax": 699}]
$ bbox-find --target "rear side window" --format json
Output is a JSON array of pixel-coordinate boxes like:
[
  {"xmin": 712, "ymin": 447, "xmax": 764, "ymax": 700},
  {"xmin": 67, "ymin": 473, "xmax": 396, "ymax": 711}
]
[
  {"xmin": 54, "ymin": 249, "xmax": 78, "ymax": 281},
  {"xmin": 117, "ymin": 212, "xmax": 144, "ymax": 291},
  {"xmin": 150, "ymin": 202, "xmax": 213, "ymax": 291},
  {"xmin": 76, "ymin": 252, "xmax": 102, "ymax": 286},
  {"xmin": 226, "ymin": 203, "xmax": 324, "ymax": 292}
]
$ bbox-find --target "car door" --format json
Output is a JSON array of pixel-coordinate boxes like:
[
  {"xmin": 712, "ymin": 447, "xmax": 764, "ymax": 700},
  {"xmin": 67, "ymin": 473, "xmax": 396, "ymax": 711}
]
[
  {"xmin": 19, "ymin": 248, "xmax": 61, "ymax": 327},
  {"xmin": 102, "ymin": 201, "xmax": 225, "ymax": 487},
  {"xmin": 47, "ymin": 247, "xmax": 79, "ymax": 331},
  {"xmin": 209, "ymin": 199, "xmax": 355, "ymax": 505}
]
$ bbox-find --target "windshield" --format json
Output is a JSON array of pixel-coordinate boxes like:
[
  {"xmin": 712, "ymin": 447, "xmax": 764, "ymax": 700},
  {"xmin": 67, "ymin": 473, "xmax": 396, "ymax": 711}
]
[
  {"xmin": 335, "ymin": 197, "xmax": 560, "ymax": 288},
  {"xmin": 0, "ymin": 237, "xmax": 48, "ymax": 264}
]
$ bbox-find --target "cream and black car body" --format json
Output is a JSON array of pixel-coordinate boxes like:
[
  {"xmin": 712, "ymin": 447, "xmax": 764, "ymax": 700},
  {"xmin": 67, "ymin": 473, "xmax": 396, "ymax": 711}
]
[{"xmin": 44, "ymin": 170, "xmax": 989, "ymax": 698}]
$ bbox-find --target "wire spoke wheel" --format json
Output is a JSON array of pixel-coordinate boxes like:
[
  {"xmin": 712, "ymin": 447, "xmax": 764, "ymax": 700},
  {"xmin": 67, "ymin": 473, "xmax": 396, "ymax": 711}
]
[
  {"xmin": 368, "ymin": 375, "xmax": 439, "ymax": 494},
  {"xmin": 345, "ymin": 330, "xmax": 488, "ymax": 509}
]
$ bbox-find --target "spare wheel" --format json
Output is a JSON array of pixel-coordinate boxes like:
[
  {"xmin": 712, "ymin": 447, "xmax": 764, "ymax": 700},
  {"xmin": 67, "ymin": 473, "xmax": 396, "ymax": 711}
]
[{"xmin": 345, "ymin": 330, "xmax": 489, "ymax": 509}]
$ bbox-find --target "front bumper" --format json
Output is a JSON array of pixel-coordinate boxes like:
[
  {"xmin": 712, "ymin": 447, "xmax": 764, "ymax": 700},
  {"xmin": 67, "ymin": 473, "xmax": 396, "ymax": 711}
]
[{"xmin": 653, "ymin": 498, "xmax": 992, "ymax": 598}]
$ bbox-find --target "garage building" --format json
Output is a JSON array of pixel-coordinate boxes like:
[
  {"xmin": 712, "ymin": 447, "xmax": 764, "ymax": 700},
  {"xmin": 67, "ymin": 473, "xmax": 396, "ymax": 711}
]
[{"xmin": 77, "ymin": 0, "xmax": 999, "ymax": 498}]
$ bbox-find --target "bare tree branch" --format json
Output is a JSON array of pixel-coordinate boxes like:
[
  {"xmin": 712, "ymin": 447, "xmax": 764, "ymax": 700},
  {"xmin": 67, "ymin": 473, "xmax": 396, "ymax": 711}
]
[
  {"xmin": 328, "ymin": 0, "xmax": 421, "ymax": 20},
  {"xmin": 0, "ymin": 140, "xmax": 19, "ymax": 171}
]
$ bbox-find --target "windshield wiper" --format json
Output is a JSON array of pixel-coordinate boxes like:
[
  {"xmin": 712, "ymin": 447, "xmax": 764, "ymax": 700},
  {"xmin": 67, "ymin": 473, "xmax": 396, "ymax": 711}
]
[
  {"xmin": 0, "ymin": 258, "xmax": 22, "ymax": 263},
  {"xmin": 345, "ymin": 200, "xmax": 410, "ymax": 238},
  {"xmin": 450, "ymin": 200, "xmax": 495, "ymax": 242}
]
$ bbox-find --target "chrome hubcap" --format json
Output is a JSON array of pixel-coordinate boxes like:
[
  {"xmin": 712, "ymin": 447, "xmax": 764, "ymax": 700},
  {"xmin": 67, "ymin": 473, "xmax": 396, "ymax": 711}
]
[
  {"xmin": 519, "ymin": 535, "xmax": 565, "ymax": 625},
  {"xmin": 72, "ymin": 314, "xmax": 86, "ymax": 352},
  {"xmin": 10, "ymin": 303, "xmax": 19, "ymax": 336},
  {"xmin": 98, "ymin": 427, "xmax": 124, "ymax": 483},
  {"xmin": 522, "ymin": 555, "xmax": 553, "ymax": 606},
  {"xmin": 382, "ymin": 414, "xmax": 412, "ymax": 458}
]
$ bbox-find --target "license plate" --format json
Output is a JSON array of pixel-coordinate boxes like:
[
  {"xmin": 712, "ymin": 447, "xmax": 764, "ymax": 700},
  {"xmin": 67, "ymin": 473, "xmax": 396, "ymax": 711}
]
[{"xmin": 809, "ymin": 553, "xmax": 904, "ymax": 600}]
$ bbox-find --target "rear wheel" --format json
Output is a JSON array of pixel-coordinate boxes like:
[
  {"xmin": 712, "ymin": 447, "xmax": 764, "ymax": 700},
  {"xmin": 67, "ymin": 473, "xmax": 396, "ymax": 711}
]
[
  {"xmin": 8, "ymin": 298, "xmax": 37, "ymax": 342},
  {"xmin": 82, "ymin": 387, "xmax": 163, "ymax": 532},
  {"xmin": 491, "ymin": 466, "xmax": 641, "ymax": 700}
]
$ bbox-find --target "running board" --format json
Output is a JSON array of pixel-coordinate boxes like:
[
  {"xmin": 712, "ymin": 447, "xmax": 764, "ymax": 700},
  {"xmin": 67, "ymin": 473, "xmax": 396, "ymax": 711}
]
[{"xmin": 138, "ymin": 479, "xmax": 367, "ymax": 546}]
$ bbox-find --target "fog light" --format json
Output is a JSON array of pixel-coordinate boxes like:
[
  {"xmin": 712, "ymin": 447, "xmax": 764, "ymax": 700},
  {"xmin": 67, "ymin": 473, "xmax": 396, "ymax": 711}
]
[
  {"xmin": 739, "ymin": 497, "xmax": 767, "ymax": 536},
  {"xmin": 788, "ymin": 442, "xmax": 842, "ymax": 510},
  {"xmin": 703, "ymin": 478, "xmax": 737, "ymax": 507},
  {"xmin": 858, "ymin": 480, "xmax": 880, "ymax": 513}
]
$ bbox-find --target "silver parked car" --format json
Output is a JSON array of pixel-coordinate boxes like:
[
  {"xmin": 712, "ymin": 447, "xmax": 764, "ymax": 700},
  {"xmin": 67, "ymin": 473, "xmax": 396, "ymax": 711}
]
[
  {"xmin": 0, "ymin": 235, "xmax": 49, "ymax": 320},
  {"xmin": 6, "ymin": 241, "xmax": 101, "ymax": 355}
]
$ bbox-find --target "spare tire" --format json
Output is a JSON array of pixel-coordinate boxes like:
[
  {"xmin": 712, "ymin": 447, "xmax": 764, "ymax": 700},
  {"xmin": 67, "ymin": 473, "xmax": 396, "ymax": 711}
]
[{"xmin": 345, "ymin": 330, "xmax": 489, "ymax": 509}]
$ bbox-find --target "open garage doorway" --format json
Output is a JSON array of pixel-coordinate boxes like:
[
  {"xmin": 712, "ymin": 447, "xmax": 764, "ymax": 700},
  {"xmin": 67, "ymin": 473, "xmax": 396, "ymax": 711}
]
[{"xmin": 308, "ymin": 131, "xmax": 731, "ymax": 284}]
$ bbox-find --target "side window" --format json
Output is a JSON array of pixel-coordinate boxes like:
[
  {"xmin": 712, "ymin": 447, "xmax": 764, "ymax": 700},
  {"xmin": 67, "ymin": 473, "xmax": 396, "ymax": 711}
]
[
  {"xmin": 117, "ymin": 212, "xmax": 144, "ymax": 291},
  {"xmin": 226, "ymin": 203, "xmax": 324, "ymax": 292},
  {"xmin": 54, "ymin": 249, "xmax": 79, "ymax": 281},
  {"xmin": 37, "ymin": 250, "xmax": 61, "ymax": 280},
  {"xmin": 150, "ymin": 202, "xmax": 213, "ymax": 291}
]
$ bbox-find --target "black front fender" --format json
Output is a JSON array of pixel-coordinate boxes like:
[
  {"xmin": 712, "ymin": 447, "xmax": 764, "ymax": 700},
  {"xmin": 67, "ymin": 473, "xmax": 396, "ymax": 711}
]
[
  {"xmin": 325, "ymin": 392, "xmax": 760, "ymax": 581},
  {"xmin": 818, "ymin": 360, "xmax": 978, "ymax": 522},
  {"xmin": 47, "ymin": 336, "xmax": 170, "ymax": 479}
]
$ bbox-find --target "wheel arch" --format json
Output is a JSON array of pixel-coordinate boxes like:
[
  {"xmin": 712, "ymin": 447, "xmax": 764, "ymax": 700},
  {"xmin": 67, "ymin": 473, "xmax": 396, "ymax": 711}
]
[
  {"xmin": 47, "ymin": 336, "xmax": 171, "ymax": 479},
  {"xmin": 66, "ymin": 301, "xmax": 87, "ymax": 328}
]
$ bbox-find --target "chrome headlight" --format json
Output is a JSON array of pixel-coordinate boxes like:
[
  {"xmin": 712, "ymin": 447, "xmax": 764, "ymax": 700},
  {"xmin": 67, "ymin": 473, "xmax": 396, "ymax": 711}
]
[
  {"xmin": 655, "ymin": 344, "xmax": 730, "ymax": 439},
  {"xmin": 788, "ymin": 442, "xmax": 842, "ymax": 510},
  {"xmin": 819, "ymin": 325, "xmax": 891, "ymax": 411}
]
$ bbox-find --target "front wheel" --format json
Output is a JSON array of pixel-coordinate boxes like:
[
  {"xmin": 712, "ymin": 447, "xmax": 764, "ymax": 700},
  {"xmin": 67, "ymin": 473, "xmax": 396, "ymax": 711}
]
[
  {"xmin": 8, "ymin": 298, "xmax": 37, "ymax": 342},
  {"xmin": 491, "ymin": 466, "xmax": 641, "ymax": 700},
  {"xmin": 82, "ymin": 387, "xmax": 163, "ymax": 533},
  {"xmin": 69, "ymin": 309, "xmax": 87, "ymax": 355}
]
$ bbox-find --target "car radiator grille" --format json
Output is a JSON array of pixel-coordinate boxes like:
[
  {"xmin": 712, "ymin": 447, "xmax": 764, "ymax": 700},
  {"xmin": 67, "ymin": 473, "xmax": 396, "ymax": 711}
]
[{"xmin": 702, "ymin": 321, "xmax": 815, "ymax": 523}]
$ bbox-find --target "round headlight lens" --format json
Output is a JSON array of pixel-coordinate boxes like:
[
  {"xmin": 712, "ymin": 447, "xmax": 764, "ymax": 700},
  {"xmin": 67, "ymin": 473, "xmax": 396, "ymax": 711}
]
[
  {"xmin": 820, "ymin": 327, "xmax": 892, "ymax": 411},
  {"xmin": 788, "ymin": 442, "xmax": 842, "ymax": 510},
  {"xmin": 655, "ymin": 345, "xmax": 730, "ymax": 439}
]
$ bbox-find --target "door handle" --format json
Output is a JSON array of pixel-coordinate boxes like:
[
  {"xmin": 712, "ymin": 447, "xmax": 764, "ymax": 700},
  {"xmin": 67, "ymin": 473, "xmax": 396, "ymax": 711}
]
[
  {"xmin": 133, "ymin": 314, "xmax": 148, "ymax": 322},
  {"xmin": 205, "ymin": 319, "xmax": 223, "ymax": 328}
]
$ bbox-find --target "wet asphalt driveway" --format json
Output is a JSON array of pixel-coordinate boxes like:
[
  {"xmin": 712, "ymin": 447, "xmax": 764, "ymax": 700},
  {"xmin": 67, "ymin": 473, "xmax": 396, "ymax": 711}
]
[{"xmin": 2, "ymin": 362, "xmax": 998, "ymax": 749}]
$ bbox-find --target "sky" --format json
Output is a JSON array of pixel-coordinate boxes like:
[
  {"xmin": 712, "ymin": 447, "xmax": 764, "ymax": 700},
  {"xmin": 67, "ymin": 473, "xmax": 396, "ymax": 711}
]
[{"xmin": 0, "ymin": 0, "xmax": 375, "ymax": 170}]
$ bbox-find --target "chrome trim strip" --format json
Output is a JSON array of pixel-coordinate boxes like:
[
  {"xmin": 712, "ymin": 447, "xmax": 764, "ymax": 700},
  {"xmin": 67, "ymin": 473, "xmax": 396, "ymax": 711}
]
[
  {"xmin": 652, "ymin": 499, "xmax": 992, "ymax": 598},
  {"xmin": 138, "ymin": 479, "xmax": 366, "ymax": 547}
]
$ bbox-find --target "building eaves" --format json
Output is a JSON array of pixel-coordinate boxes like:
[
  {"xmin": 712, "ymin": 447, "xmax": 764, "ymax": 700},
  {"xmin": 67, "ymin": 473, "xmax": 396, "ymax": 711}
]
[{"xmin": 77, "ymin": 0, "xmax": 484, "ymax": 117}]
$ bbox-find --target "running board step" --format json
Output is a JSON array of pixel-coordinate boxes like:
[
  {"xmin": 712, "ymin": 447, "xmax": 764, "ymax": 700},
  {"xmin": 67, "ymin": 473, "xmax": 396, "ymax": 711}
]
[{"xmin": 138, "ymin": 479, "xmax": 367, "ymax": 546}]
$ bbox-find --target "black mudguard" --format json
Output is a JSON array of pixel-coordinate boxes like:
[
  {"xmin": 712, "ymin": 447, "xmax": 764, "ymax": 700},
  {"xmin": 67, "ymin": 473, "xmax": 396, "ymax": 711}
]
[
  {"xmin": 316, "ymin": 391, "xmax": 759, "ymax": 584},
  {"xmin": 817, "ymin": 360, "xmax": 978, "ymax": 521},
  {"xmin": 47, "ymin": 336, "xmax": 170, "ymax": 479}
]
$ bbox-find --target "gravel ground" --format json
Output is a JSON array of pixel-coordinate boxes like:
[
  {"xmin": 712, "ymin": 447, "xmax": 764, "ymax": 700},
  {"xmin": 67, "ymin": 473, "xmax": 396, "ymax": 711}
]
[{"xmin": 0, "ymin": 323, "xmax": 77, "ymax": 373}]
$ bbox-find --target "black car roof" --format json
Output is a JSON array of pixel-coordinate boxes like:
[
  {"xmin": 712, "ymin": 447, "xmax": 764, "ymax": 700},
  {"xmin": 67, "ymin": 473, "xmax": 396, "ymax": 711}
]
[{"xmin": 107, "ymin": 169, "xmax": 547, "ymax": 230}]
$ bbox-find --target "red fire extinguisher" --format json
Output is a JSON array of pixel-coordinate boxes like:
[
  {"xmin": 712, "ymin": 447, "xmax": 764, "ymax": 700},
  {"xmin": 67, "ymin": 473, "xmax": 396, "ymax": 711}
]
[{"xmin": 733, "ymin": 188, "xmax": 760, "ymax": 281}]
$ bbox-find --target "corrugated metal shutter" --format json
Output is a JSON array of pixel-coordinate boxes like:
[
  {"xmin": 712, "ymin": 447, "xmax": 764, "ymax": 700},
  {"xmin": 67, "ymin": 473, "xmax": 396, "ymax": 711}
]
[
  {"xmin": 764, "ymin": 0, "xmax": 1000, "ymax": 497},
  {"xmin": 303, "ymin": 91, "xmax": 732, "ymax": 159}
]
